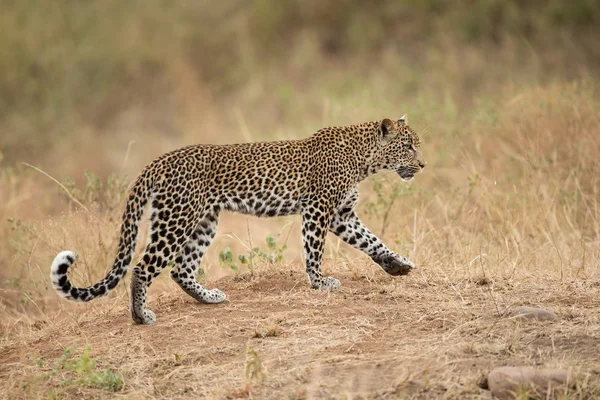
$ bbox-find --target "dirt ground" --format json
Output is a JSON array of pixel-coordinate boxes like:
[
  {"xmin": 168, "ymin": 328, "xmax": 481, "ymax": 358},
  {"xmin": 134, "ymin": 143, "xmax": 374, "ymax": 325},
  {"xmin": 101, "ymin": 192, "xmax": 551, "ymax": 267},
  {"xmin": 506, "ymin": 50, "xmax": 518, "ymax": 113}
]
[{"xmin": 1, "ymin": 264, "xmax": 599, "ymax": 399}]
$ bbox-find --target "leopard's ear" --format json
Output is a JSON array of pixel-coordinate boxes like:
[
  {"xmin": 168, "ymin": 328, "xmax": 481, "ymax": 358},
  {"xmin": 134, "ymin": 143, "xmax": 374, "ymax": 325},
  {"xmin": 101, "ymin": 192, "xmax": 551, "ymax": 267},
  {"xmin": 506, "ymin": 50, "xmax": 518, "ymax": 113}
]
[
  {"xmin": 398, "ymin": 114, "xmax": 408, "ymax": 124},
  {"xmin": 380, "ymin": 118, "xmax": 395, "ymax": 138}
]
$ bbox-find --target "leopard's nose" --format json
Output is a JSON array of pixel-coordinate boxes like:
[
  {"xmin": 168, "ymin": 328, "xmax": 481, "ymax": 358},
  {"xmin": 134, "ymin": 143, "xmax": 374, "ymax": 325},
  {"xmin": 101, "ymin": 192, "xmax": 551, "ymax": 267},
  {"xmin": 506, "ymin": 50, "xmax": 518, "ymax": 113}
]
[{"xmin": 418, "ymin": 160, "xmax": 427, "ymax": 168}]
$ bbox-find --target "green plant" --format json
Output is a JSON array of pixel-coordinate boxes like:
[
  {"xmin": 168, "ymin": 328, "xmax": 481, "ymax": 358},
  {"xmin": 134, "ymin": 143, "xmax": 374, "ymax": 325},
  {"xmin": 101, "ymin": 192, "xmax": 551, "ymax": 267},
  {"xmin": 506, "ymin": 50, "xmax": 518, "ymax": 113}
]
[
  {"xmin": 242, "ymin": 233, "xmax": 287, "ymax": 266},
  {"xmin": 62, "ymin": 170, "xmax": 128, "ymax": 211},
  {"xmin": 218, "ymin": 247, "xmax": 240, "ymax": 275},
  {"xmin": 364, "ymin": 179, "xmax": 415, "ymax": 237},
  {"xmin": 245, "ymin": 348, "xmax": 266, "ymax": 384},
  {"xmin": 51, "ymin": 344, "xmax": 124, "ymax": 392},
  {"xmin": 195, "ymin": 266, "xmax": 207, "ymax": 284},
  {"xmin": 6, "ymin": 217, "xmax": 36, "ymax": 256},
  {"xmin": 5, "ymin": 217, "xmax": 39, "ymax": 308},
  {"xmin": 219, "ymin": 233, "xmax": 288, "ymax": 275}
]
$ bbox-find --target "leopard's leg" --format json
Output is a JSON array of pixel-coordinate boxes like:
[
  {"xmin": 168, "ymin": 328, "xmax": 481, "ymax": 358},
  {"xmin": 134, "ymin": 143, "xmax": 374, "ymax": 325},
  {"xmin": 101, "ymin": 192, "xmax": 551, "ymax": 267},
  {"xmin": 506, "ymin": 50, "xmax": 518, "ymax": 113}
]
[
  {"xmin": 130, "ymin": 196, "xmax": 198, "ymax": 325},
  {"xmin": 170, "ymin": 213, "xmax": 226, "ymax": 304},
  {"xmin": 301, "ymin": 200, "xmax": 338, "ymax": 290},
  {"xmin": 329, "ymin": 189, "xmax": 414, "ymax": 276},
  {"xmin": 130, "ymin": 262, "xmax": 157, "ymax": 325}
]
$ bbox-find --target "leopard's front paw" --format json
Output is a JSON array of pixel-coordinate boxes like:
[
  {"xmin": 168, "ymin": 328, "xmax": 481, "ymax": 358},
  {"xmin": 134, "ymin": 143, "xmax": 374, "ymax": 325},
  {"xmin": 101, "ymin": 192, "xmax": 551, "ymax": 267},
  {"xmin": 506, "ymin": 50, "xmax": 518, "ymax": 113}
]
[
  {"xmin": 202, "ymin": 288, "xmax": 227, "ymax": 304},
  {"xmin": 317, "ymin": 276, "xmax": 341, "ymax": 290},
  {"xmin": 377, "ymin": 255, "xmax": 415, "ymax": 276}
]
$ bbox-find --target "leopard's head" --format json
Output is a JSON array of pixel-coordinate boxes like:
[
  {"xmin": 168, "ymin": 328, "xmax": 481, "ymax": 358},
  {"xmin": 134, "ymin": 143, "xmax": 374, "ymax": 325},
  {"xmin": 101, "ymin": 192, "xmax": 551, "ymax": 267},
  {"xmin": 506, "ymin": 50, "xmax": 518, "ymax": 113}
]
[{"xmin": 373, "ymin": 115, "xmax": 426, "ymax": 181}]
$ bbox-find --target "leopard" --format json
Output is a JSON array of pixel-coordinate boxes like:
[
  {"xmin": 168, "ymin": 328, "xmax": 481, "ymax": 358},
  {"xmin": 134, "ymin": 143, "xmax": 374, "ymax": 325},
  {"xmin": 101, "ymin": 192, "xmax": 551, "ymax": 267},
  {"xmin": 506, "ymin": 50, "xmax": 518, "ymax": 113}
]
[{"xmin": 50, "ymin": 115, "xmax": 426, "ymax": 324}]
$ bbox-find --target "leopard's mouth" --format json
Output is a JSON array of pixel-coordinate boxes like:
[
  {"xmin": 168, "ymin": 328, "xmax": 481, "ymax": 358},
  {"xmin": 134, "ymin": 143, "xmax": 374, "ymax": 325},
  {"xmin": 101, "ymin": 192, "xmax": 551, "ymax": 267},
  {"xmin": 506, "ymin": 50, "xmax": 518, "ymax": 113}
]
[
  {"xmin": 399, "ymin": 171, "xmax": 414, "ymax": 181},
  {"xmin": 396, "ymin": 168, "xmax": 416, "ymax": 181}
]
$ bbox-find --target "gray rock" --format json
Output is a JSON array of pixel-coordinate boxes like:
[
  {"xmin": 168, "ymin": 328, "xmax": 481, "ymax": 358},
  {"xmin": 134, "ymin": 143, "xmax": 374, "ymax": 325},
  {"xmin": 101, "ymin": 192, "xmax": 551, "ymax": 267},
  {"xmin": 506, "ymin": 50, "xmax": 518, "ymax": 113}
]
[
  {"xmin": 487, "ymin": 366, "xmax": 568, "ymax": 399},
  {"xmin": 511, "ymin": 306, "xmax": 557, "ymax": 321}
]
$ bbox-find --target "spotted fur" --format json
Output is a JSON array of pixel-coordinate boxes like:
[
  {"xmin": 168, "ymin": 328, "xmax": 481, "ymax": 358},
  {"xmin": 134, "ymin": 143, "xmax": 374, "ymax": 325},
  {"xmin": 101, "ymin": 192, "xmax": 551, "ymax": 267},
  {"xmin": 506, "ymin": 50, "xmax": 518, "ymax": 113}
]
[{"xmin": 50, "ymin": 116, "xmax": 426, "ymax": 324}]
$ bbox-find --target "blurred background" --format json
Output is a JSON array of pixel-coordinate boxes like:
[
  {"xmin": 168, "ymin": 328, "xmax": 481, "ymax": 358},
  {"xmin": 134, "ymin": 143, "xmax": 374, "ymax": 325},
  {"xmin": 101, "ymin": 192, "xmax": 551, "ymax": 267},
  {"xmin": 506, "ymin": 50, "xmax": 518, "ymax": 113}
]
[{"xmin": 1, "ymin": 0, "xmax": 599, "ymax": 317}]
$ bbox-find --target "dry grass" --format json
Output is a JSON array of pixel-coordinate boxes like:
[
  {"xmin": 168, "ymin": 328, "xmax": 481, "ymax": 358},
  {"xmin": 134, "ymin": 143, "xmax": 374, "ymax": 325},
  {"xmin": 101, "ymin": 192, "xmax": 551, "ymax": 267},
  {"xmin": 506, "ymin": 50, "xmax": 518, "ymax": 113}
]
[
  {"xmin": 1, "ymin": 2, "xmax": 600, "ymax": 399},
  {"xmin": 1, "ymin": 268, "xmax": 599, "ymax": 399}
]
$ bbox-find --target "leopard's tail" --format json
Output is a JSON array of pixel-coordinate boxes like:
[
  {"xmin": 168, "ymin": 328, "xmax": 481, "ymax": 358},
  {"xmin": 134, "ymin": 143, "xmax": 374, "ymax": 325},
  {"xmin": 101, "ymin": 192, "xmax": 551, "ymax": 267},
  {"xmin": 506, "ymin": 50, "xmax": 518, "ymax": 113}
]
[{"xmin": 50, "ymin": 172, "xmax": 153, "ymax": 302}]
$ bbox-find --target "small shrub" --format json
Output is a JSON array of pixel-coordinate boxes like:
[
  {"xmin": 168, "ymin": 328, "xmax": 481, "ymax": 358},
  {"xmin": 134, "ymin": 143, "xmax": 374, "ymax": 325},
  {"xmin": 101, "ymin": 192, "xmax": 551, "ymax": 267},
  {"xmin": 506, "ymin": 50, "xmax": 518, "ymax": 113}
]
[
  {"xmin": 364, "ymin": 178, "xmax": 415, "ymax": 237},
  {"xmin": 62, "ymin": 170, "xmax": 128, "ymax": 212},
  {"xmin": 219, "ymin": 233, "xmax": 288, "ymax": 275},
  {"xmin": 218, "ymin": 247, "xmax": 240, "ymax": 275},
  {"xmin": 49, "ymin": 344, "xmax": 124, "ymax": 393}
]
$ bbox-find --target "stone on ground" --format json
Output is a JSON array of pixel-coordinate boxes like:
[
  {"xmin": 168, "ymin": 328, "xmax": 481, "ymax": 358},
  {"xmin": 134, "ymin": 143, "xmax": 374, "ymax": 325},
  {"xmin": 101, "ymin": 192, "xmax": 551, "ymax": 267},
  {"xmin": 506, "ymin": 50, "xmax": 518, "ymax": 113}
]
[
  {"xmin": 487, "ymin": 366, "xmax": 569, "ymax": 399},
  {"xmin": 511, "ymin": 306, "xmax": 557, "ymax": 321}
]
